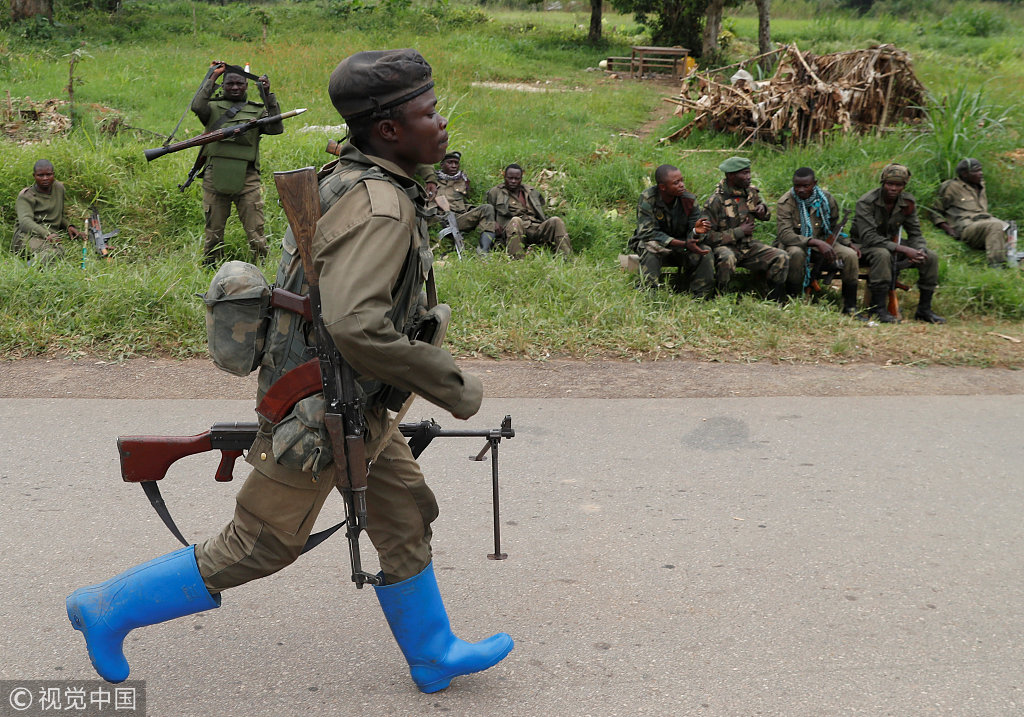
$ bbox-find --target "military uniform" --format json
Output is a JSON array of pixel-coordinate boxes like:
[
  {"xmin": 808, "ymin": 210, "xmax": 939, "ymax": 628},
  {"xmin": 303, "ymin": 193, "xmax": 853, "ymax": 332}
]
[
  {"xmin": 702, "ymin": 179, "xmax": 788, "ymax": 290},
  {"xmin": 628, "ymin": 185, "xmax": 714, "ymax": 296},
  {"xmin": 427, "ymin": 171, "xmax": 496, "ymax": 247},
  {"xmin": 851, "ymin": 186, "xmax": 939, "ymax": 292},
  {"xmin": 191, "ymin": 75, "xmax": 283, "ymax": 263},
  {"xmin": 486, "ymin": 182, "xmax": 571, "ymax": 257},
  {"xmin": 13, "ymin": 180, "xmax": 74, "ymax": 264},
  {"xmin": 196, "ymin": 140, "xmax": 481, "ymax": 590},
  {"xmin": 775, "ymin": 188, "xmax": 860, "ymax": 295},
  {"xmin": 932, "ymin": 176, "xmax": 1009, "ymax": 266}
]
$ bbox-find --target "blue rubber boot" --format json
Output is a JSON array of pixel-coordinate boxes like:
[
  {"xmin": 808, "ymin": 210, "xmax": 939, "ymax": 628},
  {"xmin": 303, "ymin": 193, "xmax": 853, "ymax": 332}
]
[
  {"xmin": 374, "ymin": 562, "xmax": 513, "ymax": 693},
  {"xmin": 66, "ymin": 546, "xmax": 220, "ymax": 683}
]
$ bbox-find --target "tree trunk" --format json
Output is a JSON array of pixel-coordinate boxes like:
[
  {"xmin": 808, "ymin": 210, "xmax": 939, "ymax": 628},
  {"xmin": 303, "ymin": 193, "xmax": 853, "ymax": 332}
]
[
  {"xmin": 702, "ymin": 0, "xmax": 724, "ymax": 59},
  {"xmin": 589, "ymin": 0, "xmax": 602, "ymax": 42},
  {"xmin": 11, "ymin": 0, "xmax": 53, "ymax": 22},
  {"xmin": 754, "ymin": 0, "xmax": 772, "ymax": 74}
]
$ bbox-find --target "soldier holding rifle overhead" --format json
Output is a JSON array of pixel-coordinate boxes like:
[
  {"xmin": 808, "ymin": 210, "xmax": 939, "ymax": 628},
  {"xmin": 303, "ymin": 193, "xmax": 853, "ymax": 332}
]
[
  {"xmin": 67, "ymin": 49, "xmax": 513, "ymax": 694},
  {"xmin": 191, "ymin": 60, "xmax": 284, "ymax": 266}
]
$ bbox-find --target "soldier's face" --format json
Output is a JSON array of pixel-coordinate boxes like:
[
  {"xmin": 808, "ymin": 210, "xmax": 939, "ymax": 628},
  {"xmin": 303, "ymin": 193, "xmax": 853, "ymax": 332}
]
[
  {"xmin": 882, "ymin": 180, "xmax": 905, "ymax": 202},
  {"xmin": 727, "ymin": 168, "xmax": 751, "ymax": 189},
  {"xmin": 33, "ymin": 166, "xmax": 55, "ymax": 192},
  {"xmin": 441, "ymin": 157, "xmax": 460, "ymax": 174},
  {"xmin": 222, "ymin": 73, "xmax": 248, "ymax": 101},
  {"xmin": 504, "ymin": 168, "xmax": 523, "ymax": 191},
  {"xmin": 963, "ymin": 167, "xmax": 984, "ymax": 185},
  {"xmin": 395, "ymin": 89, "xmax": 448, "ymax": 167},
  {"xmin": 792, "ymin": 175, "xmax": 816, "ymax": 200},
  {"xmin": 659, "ymin": 169, "xmax": 687, "ymax": 198}
]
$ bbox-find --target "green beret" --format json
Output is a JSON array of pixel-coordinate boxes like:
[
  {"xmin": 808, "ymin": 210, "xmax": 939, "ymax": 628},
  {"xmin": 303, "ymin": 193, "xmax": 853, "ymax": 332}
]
[
  {"xmin": 879, "ymin": 163, "xmax": 911, "ymax": 184},
  {"xmin": 718, "ymin": 156, "xmax": 751, "ymax": 173},
  {"xmin": 328, "ymin": 49, "xmax": 434, "ymax": 121}
]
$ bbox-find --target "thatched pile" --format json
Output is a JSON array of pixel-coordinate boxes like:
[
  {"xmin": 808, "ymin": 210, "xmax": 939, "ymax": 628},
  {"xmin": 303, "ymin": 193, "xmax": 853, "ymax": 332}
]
[
  {"xmin": 1, "ymin": 97, "xmax": 72, "ymax": 144},
  {"xmin": 663, "ymin": 44, "xmax": 928, "ymax": 145}
]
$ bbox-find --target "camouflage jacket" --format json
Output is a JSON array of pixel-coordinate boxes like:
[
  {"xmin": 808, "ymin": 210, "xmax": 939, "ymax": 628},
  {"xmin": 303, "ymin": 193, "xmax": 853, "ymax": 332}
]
[
  {"xmin": 486, "ymin": 183, "xmax": 548, "ymax": 228},
  {"xmin": 850, "ymin": 186, "xmax": 927, "ymax": 251},
  {"xmin": 702, "ymin": 179, "xmax": 771, "ymax": 248},
  {"xmin": 428, "ymin": 172, "xmax": 472, "ymax": 214},
  {"xmin": 628, "ymin": 185, "xmax": 699, "ymax": 253}
]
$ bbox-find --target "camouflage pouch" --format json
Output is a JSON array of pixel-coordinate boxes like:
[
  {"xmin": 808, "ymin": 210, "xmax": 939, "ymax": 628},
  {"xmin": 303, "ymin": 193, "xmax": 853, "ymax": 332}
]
[
  {"xmin": 203, "ymin": 261, "xmax": 272, "ymax": 377},
  {"xmin": 271, "ymin": 393, "xmax": 334, "ymax": 474}
]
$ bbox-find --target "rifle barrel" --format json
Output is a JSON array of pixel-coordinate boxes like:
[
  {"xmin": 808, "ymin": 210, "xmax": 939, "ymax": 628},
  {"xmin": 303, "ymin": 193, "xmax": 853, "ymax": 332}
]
[{"xmin": 144, "ymin": 108, "xmax": 307, "ymax": 162}]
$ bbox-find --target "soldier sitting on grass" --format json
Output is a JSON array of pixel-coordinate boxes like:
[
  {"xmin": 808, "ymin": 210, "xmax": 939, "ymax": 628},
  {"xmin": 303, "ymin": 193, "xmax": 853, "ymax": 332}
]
[
  {"xmin": 13, "ymin": 159, "xmax": 83, "ymax": 266},
  {"xmin": 425, "ymin": 151, "xmax": 497, "ymax": 255}
]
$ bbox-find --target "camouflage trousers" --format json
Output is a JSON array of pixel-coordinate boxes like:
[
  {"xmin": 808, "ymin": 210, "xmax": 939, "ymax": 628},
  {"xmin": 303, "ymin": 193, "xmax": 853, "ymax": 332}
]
[
  {"xmin": 202, "ymin": 168, "xmax": 267, "ymax": 264},
  {"xmin": 959, "ymin": 218, "xmax": 1008, "ymax": 265},
  {"xmin": 861, "ymin": 246, "xmax": 939, "ymax": 291},
  {"xmin": 637, "ymin": 241, "xmax": 715, "ymax": 297},
  {"xmin": 503, "ymin": 216, "xmax": 571, "ymax": 257},
  {"xmin": 195, "ymin": 405, "xmax": 437, "ymax": 592},
  {"xmin": 781, "ymin": 242, "xmax": 860, "ymax": 290},
  {"xmin": 712, "ymin": 241, "xmax": 789, "ymax": 290}
]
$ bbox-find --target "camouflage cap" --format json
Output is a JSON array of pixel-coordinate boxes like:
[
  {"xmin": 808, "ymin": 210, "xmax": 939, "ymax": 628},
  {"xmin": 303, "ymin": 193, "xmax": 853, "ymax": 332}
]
[
  {"xmin": 879, "ymin": 163, "xmax": 911, "ymax": 184},
  {"xmin": 719, "ymin": 156, "xmax": 751, "ymax": 173},
  {"xmin": 956, "ymin": 157, "xmax": 982, "ymax": 175},
  {"xmin": 443, "ymin": 151, "xmax": 462, "ymax": 161},
  {"xmin": 328, "ymin": 49, "xmax": 434, "ymax": 121}
]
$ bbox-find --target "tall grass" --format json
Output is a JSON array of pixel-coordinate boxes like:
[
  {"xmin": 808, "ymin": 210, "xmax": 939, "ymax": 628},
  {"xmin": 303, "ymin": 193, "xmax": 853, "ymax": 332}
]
[{"xmin": 1, "ymin": 0, "xmax": 1023, "ymax": 367}]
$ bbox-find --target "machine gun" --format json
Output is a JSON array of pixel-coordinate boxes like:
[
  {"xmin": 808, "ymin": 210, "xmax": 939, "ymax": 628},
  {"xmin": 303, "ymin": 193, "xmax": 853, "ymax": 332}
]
[{"xmin": 118, "ymin": 416, "xmax": 515, "ymax": 560}]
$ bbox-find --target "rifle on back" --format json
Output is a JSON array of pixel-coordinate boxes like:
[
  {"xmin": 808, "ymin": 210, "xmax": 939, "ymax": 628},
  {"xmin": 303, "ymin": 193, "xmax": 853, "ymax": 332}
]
[{"xmin": 272, "ymin": 166, "xmax": 379, "ymax": 588}]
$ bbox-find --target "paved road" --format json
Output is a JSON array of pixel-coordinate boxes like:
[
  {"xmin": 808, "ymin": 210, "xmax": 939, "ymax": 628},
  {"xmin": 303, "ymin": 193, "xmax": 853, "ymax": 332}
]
[{"xmin": 1, "ymin": 395, "xmax": 1022, "ymax": 716}]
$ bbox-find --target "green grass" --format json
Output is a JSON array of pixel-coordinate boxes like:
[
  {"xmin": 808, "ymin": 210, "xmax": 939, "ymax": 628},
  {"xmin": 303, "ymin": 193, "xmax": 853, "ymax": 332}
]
[{"xmin": 1, "ymin": 0, "xmax": 1023, "ymax": 368}]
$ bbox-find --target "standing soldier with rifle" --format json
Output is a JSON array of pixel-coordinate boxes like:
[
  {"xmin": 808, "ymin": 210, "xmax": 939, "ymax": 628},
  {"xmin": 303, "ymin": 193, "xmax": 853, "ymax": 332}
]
[
  {"xmin": 66, "ymin": 49, "xmax": 513, "ymax": 694},
  {"xmin": 191, "ymin": 61, "xmax": 284, "ymax": 266},
  {"xmin": 774, "ymin": 167, "xmax": 859, "ymax": 313}
]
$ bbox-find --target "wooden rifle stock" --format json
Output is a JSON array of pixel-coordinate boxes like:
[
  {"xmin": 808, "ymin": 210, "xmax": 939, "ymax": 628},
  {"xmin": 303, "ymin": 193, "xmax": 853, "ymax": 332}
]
[
  {"xmin": 326, "ymin": 139, "xmax": 342, "ymax": 156},
  {"xmin": 118, "ymin": 421, "xmax": 256, "ymax": 483}
]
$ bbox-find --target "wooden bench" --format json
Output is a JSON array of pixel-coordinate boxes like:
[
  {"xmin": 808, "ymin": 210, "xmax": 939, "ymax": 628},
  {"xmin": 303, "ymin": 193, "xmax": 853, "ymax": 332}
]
[{"xmin": 606, "ymin": 46, "xmax": 691, "ymax": 81}]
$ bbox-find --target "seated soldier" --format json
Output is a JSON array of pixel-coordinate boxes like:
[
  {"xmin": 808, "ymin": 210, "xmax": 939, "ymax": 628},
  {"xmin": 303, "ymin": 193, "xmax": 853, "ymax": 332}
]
[
  {"xmin": 486, "ymin": 164, "xmax": 571, "ymax": 258},
  {"xmin": 702, "ymin": 156, "xmax": 788, "ymax": 301},
  {"xmin": 775, "ymin": 167, "xmax": 861, "ymax": 313},
  {"xmin": 931, "ymin": 158, "xmax": 1017, "ymax": 269},
  {"xmin": 851, "ymin": 163, "xmax": 945, "ymax": 324},
  {"xmin": 425, "ymin": 151, "xmax": 496, "ymax": 255},
  {"xmin": 628, "ymin": 164, "xmax": 713, "ymax": 297},
  {"xmin": 13, "ymin": 159, "xmax": 83, "ymax": 266}
]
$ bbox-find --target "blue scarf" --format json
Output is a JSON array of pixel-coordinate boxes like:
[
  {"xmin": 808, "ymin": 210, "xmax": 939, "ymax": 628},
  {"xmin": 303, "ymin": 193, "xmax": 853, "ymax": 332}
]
[{"xmin": 797, "ymin": 187, "xmax": 832, "ymax": 290}]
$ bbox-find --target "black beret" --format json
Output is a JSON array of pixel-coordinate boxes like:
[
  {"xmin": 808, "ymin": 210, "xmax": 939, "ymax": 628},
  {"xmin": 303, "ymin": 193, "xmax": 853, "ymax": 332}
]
[
  {"xmin": 329, "ymin": 49, "xmax": 434, "ymax": 121},
  {"xmin": 443, "ymin": 151, "xmax": 461, "ymax": 161}
]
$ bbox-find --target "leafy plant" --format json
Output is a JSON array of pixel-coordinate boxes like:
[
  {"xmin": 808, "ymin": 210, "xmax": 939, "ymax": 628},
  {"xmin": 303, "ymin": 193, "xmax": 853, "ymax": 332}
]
[{"xmin": 904, "ymin": 83, "xmax": 1011, "ymax": 181}]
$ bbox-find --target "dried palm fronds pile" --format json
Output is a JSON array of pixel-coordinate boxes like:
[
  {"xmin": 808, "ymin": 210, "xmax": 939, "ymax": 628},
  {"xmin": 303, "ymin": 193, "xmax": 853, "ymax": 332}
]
[
  {"xmin": 1, "ymin": 97, "xmax": 72, "ymax": 144},
  {"xmin": 663, "ymin": 44, "xmax": 928, "ymax": 145}
]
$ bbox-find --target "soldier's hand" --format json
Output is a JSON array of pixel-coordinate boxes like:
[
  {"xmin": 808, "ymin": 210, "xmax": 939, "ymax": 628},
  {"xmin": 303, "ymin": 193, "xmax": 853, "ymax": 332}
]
[
  {"xmin": 739, "ymin": 216, "xmax": 756, "ymax": 237},
  {"xmin": 752, "ymin": 203, "xmax": 770, "ymax": 221},
  {"xmin": 211, "ymin": 61, "xmax": 226, "ymax": 76},
  {"xmin": 67, "ymin": 226, "xmax": 83, "ymax": 240},
  {"xmin": 684, "ymin": 237, "xmax": 710, "ymax": 255},
  {"xmin": 810, "ymin": 237, "xmax": 836, "ymax": 264},
  {"xmin": 693, "ymin": 218, "xmax": 711, "ymax": 235},
  {"xmin": 851, "ymin": 243, "xmax": 862, "ymax": 259},
  {"xmin": 45, "ymin": 232, "xmax": 59, "ymax": 243},
  {"xmin": 258, "ymin": 74, "xmax": 270, "ymax": 91}
]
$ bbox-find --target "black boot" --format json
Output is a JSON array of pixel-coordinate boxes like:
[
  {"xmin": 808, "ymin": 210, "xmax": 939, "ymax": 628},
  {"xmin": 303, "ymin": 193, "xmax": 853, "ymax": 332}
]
[
  {"xmin": 914, "ymin": 289, "xmax": 946, "ymax": 324},
  {"xmin": 841, "ymin": 282, "xmax": 859, "ymax": 315},
  {"xmin": 477, "ymin": 231, "xmax": 494, "ymax": 255},
  {"xmin": 767, "ymin": 280, "xmax": 787, "ymax": 304},
  {"xmin": 859, "ymin": 287, "xmax": 898, "ymax": 323}
]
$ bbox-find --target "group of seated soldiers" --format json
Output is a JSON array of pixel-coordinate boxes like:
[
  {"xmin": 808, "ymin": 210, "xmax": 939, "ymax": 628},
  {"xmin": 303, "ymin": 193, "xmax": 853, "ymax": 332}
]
[
  {"xmin": 626, "ymin": 156, "xmax": 1019, "ymax": 323},
  {"xmin": 14, "ymin": 149, "xmax": 1017, "ymax": 326},
  {"xmin": 423, "ymin": 152, "xmax": 572, "ymax": 259}
]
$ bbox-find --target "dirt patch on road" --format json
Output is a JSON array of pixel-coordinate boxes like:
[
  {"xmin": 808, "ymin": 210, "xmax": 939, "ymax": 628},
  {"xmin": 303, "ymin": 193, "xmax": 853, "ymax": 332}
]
[{"xmin": 2, "ymin": 357, "xmax": 1022, "ymax": 399}]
